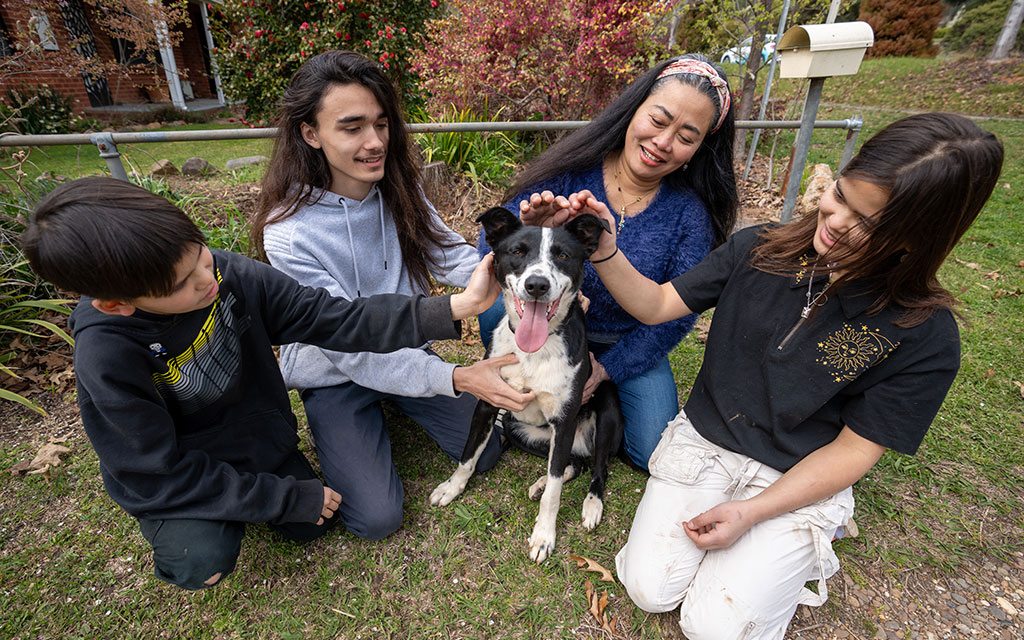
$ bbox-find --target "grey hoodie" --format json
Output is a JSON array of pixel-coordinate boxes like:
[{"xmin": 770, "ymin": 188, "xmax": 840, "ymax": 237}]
[{"xmin": 263, "ymin": 186, "xmax": 479, "ymax": 396}]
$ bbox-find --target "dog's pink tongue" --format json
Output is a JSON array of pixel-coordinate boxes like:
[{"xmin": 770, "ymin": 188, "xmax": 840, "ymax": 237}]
[{"xmin": 515, "ymin": 301, "xmax": 549, "ymax": 353}]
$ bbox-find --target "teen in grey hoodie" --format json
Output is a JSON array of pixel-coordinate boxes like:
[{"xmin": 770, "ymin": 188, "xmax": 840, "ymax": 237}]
[{"xmin": 252, "ymin": 51, "xmax": 533, "ymax": 540}]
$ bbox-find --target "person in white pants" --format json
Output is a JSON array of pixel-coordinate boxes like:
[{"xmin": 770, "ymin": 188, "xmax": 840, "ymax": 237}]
[
  {"xmin": 617, "ymin": 413, "xmax": 853, "ymax": 637},
  {"xmin": 537, "ymin": 112, "xmax": 1004, "ymax": 639}
]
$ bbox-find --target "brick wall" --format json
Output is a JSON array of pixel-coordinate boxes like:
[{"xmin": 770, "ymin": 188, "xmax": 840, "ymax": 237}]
[{"xmin": 0, "ymin": 1, "xmax": 218, "ymax": 113}]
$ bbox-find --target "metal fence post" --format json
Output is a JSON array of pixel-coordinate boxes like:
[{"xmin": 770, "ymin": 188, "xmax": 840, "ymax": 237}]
[
  {"xmin": 780, "ymin": 77, "xmax": 825, "ymax": 223},
  {"xmin": 838, "ymin": 116, "xmax": 862, "ymax": 172},
  {"xmin": 89, "ymin": 132, "xmax": 130, "ymax": 182}
]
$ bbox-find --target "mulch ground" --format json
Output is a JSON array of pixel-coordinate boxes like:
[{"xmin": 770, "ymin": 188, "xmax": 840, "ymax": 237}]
[{"xmin": 2, "ymin": 157, "xmax": 1022, "ymax": 639}]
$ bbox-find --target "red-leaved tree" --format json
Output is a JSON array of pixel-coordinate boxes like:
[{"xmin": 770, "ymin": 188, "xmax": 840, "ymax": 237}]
[
  {"xmin": 411, "ymin": 0, "xmax": 668, "ymax": 121},
  {"xmin": 859, "ymin": 0, "xmax": 944, "ymax": 57}
]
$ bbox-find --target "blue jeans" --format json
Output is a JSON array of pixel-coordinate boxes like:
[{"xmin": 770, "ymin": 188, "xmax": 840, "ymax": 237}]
[
  {"xmin": 478, "ymin": 297, "xmax": 678, "ymax": 471},
  {"xmin": 301, "ymin": 380, "xmax": 502, "ymax": 541}
]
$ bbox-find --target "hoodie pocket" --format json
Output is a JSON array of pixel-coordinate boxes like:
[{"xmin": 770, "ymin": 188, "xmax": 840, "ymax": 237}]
[{"xmin": 177, "ymin": 409, "xmax": 299, "ymax": 474}]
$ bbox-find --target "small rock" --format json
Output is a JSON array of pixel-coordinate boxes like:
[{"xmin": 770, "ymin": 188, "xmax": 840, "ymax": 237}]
[
  {"xmin": 225, "ymin": 155, "xmax": 269, "ymax": 171},
  {"xmin": 797, "ymin": 163, "xmax": 833, "ymax": 215},
  {"xmin": 181, "ymin": 157, "xmax": 217, "ymax": 176},
  {"xmin": 953, "ymin": 593, "xmax": 968, "ymax": 604},
  {"xmin": 994, "ymin": 596, "xmax": 1018, "ymax": 616},
  {"xmin": 989, "ymin": 605, "xmax": 1009, "ymax": 621},
  {"xmin": 149, "ymin": 159, "xmax": 178, "ymax": 176},
  {"xmin": 146, "ymin": 121, "xmax": 163, "ymax": 130}
]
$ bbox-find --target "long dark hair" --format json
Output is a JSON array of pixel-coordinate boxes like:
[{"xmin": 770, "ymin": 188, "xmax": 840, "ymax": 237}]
[
  {"xmin": 751, "ymin": 112, "xmax": 1004, "ymax": 326},
  {"xmin": 251, "ymin": 50, "xmax": 455, "ymax": 291},
  {"xmin": 504, "ymin": 54, "xmax": 738, "ymax": 247}
]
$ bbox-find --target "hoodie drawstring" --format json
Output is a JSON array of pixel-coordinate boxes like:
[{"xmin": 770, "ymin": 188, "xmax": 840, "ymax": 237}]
[
  {"xmin": 378, "ymin": 193, "xmax": 388, "ymax": 272},
  {"xmin": 338, "ymin": 187, "xmax": 389, "ymax": 299},
  {"xmin": 339, "ymin": 197, "xmax": 362, "ymax": 298}
]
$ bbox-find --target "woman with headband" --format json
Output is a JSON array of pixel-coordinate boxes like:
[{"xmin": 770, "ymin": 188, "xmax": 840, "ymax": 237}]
[{"xmin": 477, "ymin": 54, "xmax": 738, "ymax": 470}]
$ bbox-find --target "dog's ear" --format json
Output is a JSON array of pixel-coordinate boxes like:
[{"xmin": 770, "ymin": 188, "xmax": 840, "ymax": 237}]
[
  {"xmin": 476, "ymin": 207, "xmax": 522, "ymax": 248},
  {"xmin": 565, "ymin": 214, "xmax": 610, "ymax": 256}
]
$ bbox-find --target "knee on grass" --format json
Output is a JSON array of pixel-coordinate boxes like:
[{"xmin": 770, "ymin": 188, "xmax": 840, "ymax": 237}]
[
  {"xmin": 153, "ymin": 542, "xmax": 238, "ymax": 591},
  {"xmin": 346, "ymin": 501, "xmax": 404, "ymax": 541},
  {"xmin": 616, "ymin": 553, "xmax": 685, "ymax": 614}
]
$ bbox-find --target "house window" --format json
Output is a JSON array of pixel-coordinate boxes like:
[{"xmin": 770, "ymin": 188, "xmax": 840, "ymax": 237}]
[{"xmin": 0, "ymin": 12, "xmax": 15, "ymax": 57}]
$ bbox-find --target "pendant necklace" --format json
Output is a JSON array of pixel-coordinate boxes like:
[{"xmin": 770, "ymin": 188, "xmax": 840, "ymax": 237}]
[
  {"xmin": 801, "ymin": 261, "xmax": 833, "ymax": 318},
  {"xmin": 778, "ymin": 258, "xmax": 834, "ymax": 350},
  {"xmin": 613, "ymin": 167, "xmax": 657, "ymax": 232}
]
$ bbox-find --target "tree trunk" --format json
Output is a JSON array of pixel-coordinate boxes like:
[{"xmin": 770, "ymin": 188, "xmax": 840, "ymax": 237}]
[
  {"xmin": 989, "ymin": 0, "xmax": 1024, "ymax": 62},
  {"xmin": 733, "ymin": 5, "xmax": 770, "ymax": 159},
  {"xmin": 668, "ymin": 5, "xmax": 682, "ymax": 51}
]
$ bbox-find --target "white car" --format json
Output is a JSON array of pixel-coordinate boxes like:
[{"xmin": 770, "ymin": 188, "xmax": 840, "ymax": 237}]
[{"xmin": 720, "ymin": 34, "xmax": 778, "ymax": 65}]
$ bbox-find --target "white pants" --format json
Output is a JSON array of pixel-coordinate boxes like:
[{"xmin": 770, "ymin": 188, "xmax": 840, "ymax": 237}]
[{"xmin": 615, "ymin": 412, "xmax": 854, "ymax": 640}]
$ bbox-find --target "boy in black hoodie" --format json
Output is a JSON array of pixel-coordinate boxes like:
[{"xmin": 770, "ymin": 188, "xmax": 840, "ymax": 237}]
[{"xmin": 21, "ymin": 177, "xmax": 498, "ymax": 590}]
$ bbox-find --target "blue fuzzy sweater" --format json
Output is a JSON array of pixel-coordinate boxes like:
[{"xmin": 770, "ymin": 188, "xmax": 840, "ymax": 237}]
[{"xmin": 479, "ymin": 165, "xmax": 714, "ymax": 384}]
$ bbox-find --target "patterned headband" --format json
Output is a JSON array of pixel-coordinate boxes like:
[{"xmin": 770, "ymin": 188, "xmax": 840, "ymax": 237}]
[{"xmin": 657, "ymin": 59, "xmax": 731, "ymax": 133}]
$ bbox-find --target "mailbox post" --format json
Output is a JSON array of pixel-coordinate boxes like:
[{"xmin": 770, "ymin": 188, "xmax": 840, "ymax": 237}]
[{"xmin": 777, "ymin": 22, "xmax": 873, "ymax": 222}]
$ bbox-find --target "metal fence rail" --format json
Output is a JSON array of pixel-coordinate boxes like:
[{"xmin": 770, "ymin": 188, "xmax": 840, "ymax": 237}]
[{"xmin": 0, "ymin": 117, "xmax": 862, "ymax": 221}]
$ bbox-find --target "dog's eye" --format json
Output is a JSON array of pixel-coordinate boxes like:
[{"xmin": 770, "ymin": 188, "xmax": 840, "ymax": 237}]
[
  {"xmin": 510, "ymin": 247, "xmax": 523, "ymax": 256},
  {"xmin": 556, "ymin": 251, "xmax": 569, "ymax": 260}
]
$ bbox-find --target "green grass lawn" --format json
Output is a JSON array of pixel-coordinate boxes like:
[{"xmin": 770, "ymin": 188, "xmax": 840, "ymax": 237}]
[
  {"xmin": 2, "ymin": 123, "xmax": 272, "ymax": 189},
  {"xmin": 1, "ymin": 57, "xmax": 1023, "ymax": 638}
]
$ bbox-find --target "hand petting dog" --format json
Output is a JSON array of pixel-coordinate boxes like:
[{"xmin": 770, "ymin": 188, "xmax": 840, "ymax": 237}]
[{"xmin": 453, "ymin": 354, "xmax": 535, "ymax": 411}]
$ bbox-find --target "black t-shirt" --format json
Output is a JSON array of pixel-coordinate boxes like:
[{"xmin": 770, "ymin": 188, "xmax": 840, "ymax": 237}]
[{"xmin": 671, "ymin": 225, "xmax": 960, "ymax": 472}]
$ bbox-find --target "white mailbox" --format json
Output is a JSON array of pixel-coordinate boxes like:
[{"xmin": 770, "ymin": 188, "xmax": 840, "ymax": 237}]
[{"xmin": 776, "ymin": 22, "xmax": 874, "ymax": 78}]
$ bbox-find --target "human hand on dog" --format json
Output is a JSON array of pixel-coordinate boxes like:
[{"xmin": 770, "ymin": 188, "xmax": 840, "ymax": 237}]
[
  {"xmin": 450, "ymin": 254, "xmax": 501, "ymax": 321},
  {"xmin": 567, "ymin": 190, "xmax": 618, "ymax": 262},
  {"xmin": 317, "ymin": 486, "xmax": 342, "ymax": 526},
  {"xmin": 519, "ymin": 190, "xmax": 573, "ymax": 228},
  {"xmin": 582, "ymin": 353, "xmax": 609, "ymax": 403},
  {"xmin": 454, "ymin": 353, "xmax": 535, "ymax": 411},
  {"xmin": 682, "ymin": 500, "xmax": 754, "ymax": 550}
]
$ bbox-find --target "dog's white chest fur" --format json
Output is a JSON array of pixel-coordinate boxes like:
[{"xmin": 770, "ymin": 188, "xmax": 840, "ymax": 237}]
[{"xmin": 490, "ymin": 323, "xmax": 580, "ymax": 426}]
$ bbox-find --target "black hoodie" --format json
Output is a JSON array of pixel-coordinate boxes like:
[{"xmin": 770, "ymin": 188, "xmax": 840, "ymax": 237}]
[{"xmin": 69, "ymin": 250, "xmax": 461, "ymax": 525}]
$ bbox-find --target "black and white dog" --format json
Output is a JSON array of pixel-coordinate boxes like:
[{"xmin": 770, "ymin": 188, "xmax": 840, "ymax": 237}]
[{"xmin": 431, "ymin": 207, "xmax": 624, "ymax": 563}]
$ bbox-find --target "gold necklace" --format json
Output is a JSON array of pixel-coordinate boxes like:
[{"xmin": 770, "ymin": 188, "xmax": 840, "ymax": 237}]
[{"xmin": 612, "ymin": 169, "xmax": 658, "ymax": 232}]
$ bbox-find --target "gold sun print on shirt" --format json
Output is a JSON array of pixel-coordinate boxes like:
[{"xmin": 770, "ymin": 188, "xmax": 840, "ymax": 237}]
[{"xmin": 816, "ymin": 323, "xmax": 899, "ymax": 382}]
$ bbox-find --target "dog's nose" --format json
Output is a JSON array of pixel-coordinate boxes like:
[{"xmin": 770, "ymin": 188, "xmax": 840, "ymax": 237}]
[{"xmin": 524, "ymin": 276, "xmax": 550, "ymax": 298}]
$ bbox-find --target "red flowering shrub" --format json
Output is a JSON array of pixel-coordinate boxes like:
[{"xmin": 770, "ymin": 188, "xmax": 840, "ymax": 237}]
[
  {"xmin": 209, "ymin": 0, "xmax": 438, "ymax": 120},
  {"xmin": 411, "ymin": 0, "xmax": 668, "ymax": 121}
]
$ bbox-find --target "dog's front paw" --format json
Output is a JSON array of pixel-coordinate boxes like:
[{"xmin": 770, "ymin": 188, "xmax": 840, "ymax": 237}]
[
  {"xmin": 430, "ymin": 478, "xmax": 465, "ymax": 507},
  {"xmin": 527, "ymin": 475, "xmax": 547, "ymax": 501},
  {"xmin": 581, "ymin": 493, "xmax": 604, "ymax": 530},
  {"xmin": 528, "ymin": 523, "xmax": 557, "ymax": 563}
]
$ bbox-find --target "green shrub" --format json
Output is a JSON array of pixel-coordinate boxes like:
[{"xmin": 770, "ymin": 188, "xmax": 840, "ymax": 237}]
[
  {"xmin": 943, "ymin": 0, "xmax": 1024, "ymax": 54},
  {"xmin": 409, "ymin": 104, "xmax": 524, "ymax": 186},
  {"xmin": 209, "ymin": 0, "xmax": 438, "ymax": 121},
  {"xmin": 0, "ymin": 179, "xmax": 74, "ymax": 415},
  {"xmin": 0, "ymin": 85, "xmax": 74, "ymax": 135}
]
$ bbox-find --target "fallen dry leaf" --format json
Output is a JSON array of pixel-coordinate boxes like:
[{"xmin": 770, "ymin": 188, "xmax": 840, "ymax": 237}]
[
  {"xmin": 992, "ymin": 288, "xmax": 1022, "ymax": 299},
  {"xmin": 569, "ymin": 554, "xmax": 615, "ymax": 582},
  {"xmin": 1013, "ymin": 381, "xmax": 1023, "ymax": 399},
  {"xmin": 597, "ymin": 591, "xmax": 610, "ymax": 618},
  {"xmin": 9, "ymin": 441, "xmax": 72, "ymax": 482},
  {"xmin": 984, "ymin": 369, "xmax": 995, "ymax": 379},
  {"xmin": 584, "ymin": 578, "xmax": 599, "ymax": 620},
  {"xmin": 32, "ymin": 443, "xmax": 71, "ymax": 467},
  {"xmin": 602, "ymin": 614, "xmax": 619, "ymax": 636},
  {"xmin": 977, "ymin": 283, "xmax": 991, "ymax": 290},
  {"xmin": 954, "ymin": 257, "xmax": 981, "ymax": 269},
  {"xmin": 983, "ymin": 270, "xmax": 1002, "ymax": 280}
]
